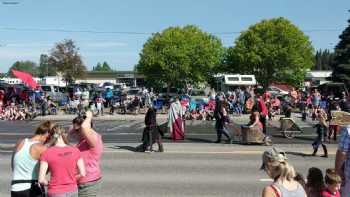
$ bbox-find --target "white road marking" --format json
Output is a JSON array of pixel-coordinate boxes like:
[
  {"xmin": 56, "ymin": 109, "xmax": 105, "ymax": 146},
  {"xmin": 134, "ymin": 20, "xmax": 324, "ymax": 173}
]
[{"xmin": 259, "ymin": 179, "xmax": 273, "ymax": 182}]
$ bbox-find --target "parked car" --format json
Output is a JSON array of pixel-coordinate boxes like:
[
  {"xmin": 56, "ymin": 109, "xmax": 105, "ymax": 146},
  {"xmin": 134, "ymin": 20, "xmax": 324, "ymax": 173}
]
[
  {"xmin": 41, "ymin": 85, "xmax": 64, "ymax": 102},
  {"xmin": 126, "ymin": 88, "xmax": 141, "ymax": 99},
  {"xmin": 114, "ymin": 83, "xmax": 127, "ymax": 91},
  {"xmin": 158, "ymin": 87, "xmax": 179, "ymax": 99},
  {"xmin": 190, "ymin": 89, "xmax": 207, "ymax": 100},
  {"xmin": 318, "ymin": 82, "xmax": 349, "ymax": 98},
  {"xmin": 100, "ymin": 82, "xmax": 114, "ymax": 90},
  {"xmin": 268, "ymin": 86, "xmax": 289, "ymax": 96}
]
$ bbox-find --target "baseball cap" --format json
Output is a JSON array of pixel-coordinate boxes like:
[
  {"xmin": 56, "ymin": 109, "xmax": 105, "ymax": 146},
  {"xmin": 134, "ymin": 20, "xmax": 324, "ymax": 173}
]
[{"xmin": 260, "ymin": 147, "xmax": 288, "ymax": 170}]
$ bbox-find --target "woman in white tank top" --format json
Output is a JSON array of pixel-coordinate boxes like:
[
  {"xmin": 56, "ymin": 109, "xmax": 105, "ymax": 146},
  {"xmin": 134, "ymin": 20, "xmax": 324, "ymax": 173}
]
[
  {"xmin": 11, "ymin": 121, "xmax": 56, "ymax": 197},
  {"xmin": 261, "ymin": 147, "xmax": 307, "ymax": 197}
]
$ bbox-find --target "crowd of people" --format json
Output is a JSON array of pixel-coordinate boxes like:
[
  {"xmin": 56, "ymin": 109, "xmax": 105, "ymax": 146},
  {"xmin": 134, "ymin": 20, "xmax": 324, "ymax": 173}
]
[
  {"xmin": 260, "ymin": 147, "xmax": 343, "ymax": 197},
  {"xmin": 5, "ymin": 82, "xmax": 350, "ymax": 197},
  {"xmin": 10, "ymin": 111, "xmax": 103, "ymax": 197},
  {"xmin": 259, "ymin": 118, "xmax": 350, "ymax": 197}
]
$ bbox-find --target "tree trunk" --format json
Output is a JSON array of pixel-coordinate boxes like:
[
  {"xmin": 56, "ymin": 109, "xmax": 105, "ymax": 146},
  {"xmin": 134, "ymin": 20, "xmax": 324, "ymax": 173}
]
[{"xmin": 167, "ymin": 83, "xmax": 171, "ymax": 99}]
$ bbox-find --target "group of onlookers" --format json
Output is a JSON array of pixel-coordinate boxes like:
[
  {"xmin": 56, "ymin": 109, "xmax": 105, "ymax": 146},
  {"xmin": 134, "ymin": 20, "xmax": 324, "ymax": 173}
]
[
  {"xmin": 10, "ymin": 111, "xmax": 103, "ymax": 197},
  {"xmin": 261, "ymin": 147, "xmax": 343, "ymax": 197},
  {"xmin": 260, "ymin": 118, "xmax": 350, "ymax": 197}
]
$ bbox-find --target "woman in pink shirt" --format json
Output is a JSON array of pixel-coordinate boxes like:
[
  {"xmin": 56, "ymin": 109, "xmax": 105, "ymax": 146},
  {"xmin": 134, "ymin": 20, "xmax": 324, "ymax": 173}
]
[
  {"xmin": 39, "ymin": 126, "xmax": 85, "ymax": 197},
  {"xmin": 71, "ymin": 111, "xmax": 103, "ymax": 197}
]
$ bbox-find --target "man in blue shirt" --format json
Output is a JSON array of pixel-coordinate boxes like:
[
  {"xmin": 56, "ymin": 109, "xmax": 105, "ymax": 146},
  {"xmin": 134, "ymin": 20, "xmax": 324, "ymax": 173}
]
[{"xmin": 336, "ymin": 125, "xmax": 350, "ymax": 196}]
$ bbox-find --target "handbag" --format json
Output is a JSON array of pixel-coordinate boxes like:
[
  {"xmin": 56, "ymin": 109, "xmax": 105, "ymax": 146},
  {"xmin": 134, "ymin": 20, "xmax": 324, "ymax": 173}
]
[{"xmin": 11, "ymin": 180, "xmax": 46, "ymax": 197}]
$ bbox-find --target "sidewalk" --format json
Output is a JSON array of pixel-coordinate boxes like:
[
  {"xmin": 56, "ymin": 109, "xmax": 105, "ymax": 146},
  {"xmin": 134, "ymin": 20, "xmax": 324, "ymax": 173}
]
[{"xmin": 33, "ymin": 113, "xmax": 168, "ymax": 121}]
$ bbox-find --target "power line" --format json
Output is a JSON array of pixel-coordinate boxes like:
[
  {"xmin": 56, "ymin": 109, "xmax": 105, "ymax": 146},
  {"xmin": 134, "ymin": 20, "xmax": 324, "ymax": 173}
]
[
  {"xmin": 0, "ymin": 26, "xmax": 344, "ymax": 36},
  {"xmin": 0, "ymin": 27, "xmax": 152, "ymax": 35}
]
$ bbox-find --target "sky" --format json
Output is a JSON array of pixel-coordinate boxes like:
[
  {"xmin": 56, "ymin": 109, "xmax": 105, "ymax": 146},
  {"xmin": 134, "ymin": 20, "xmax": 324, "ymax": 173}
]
[{"xmin": 0, "ymin": 0, "xmax": 349, "ymax": 73}]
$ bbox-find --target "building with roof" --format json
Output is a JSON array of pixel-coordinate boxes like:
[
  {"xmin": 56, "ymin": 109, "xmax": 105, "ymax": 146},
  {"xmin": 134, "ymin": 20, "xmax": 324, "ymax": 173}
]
[{"xmin": 75, "ymin": 71, "xmax": 145, "ymax": 87}]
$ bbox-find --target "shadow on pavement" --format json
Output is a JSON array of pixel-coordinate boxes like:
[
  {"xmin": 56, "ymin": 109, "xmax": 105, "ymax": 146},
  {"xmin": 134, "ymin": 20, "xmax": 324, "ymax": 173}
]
[
  {"xmin": 162, "ymin": 136, "xmax": 215, "ymax": 143},
  {"xmin": 185, "ymin": 137, "xmax": 214, "ymax": 143},
  {"xmin": 110, "ymin": 145, "xmax": 137, "ymax": 152},
  {"xmin": 286, "ymin": 151, "xmax": 312, "ymax": 157}
]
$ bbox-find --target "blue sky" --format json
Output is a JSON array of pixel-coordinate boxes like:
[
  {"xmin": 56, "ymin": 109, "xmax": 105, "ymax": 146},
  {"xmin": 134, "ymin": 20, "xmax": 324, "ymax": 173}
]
[{"xmin": 0, "ymin": 0, "xmax": 349, "ymax": 73}]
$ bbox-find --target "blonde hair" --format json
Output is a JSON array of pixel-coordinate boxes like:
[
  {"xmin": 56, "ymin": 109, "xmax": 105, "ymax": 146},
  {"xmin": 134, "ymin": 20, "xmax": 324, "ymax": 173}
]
[
  {"xmin": 266, "ymin": 159, "xmax": 296, "ymax": 181},
  {"xmin": 325, "ymin": 168, "xmax": 342, "ymax": 185},
  {"xmin": 46, "ymin": 125, "xmax": 69, "ymax": 147}
]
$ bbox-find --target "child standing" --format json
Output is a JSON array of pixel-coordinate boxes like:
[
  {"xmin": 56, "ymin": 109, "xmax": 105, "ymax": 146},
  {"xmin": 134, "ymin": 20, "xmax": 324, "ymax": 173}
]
[
  {"xmin": 312, "ymin": 109, "xmax": 328, "ymax": 157},
  {"xmin": 321, "ymin": 169, "xmax": 341, "ymax": 197},
  {"xmin": 95, "ymin": 95, "xmax": 105, "ymax": 116},
  {"xmin": 306, "ymin": 167, "xmax": 325, "ymax": 197}
]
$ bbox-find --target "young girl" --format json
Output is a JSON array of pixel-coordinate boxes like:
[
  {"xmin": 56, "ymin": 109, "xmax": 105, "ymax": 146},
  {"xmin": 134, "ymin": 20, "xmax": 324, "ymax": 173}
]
[
  {"xmin": 39, "ymin": 126, "xmax": 85, "ymax": 197},
  {"xmin": 321, "ymin": 169, "xmax": 341, "ymax": 197},
  {"xmin": 311, "ymin": 109, "xmax": 328, "ymax": 157},
  {"xmin": 306, "ymin": 167, "xmax": 325, "ymax": 197}
]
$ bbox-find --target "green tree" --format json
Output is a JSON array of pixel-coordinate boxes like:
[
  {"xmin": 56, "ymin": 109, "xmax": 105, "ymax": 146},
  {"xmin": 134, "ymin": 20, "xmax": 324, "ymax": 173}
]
[
  {"xmin": 0, "ymin": 73, "xmax": 6, "ymax": 79},
  {"xmin": 225, "ymin": 17, "xmax": 314, "ymax": 88},
  {"xmin": 93, "ymin": 62, "xmax": 103, "ymax": 71},
  {"xmin": 102, "ymin": 61, "xmax": 113, "ymax": 71},
  {"xmin": 137, "ymin": 25, "xmax": 224, "ymax": 92},
  {"xmin": 48, "ymin": 39, "xmax": 86, "ymax": 84},
  {"xmin": 92, "ymin": 62, "xmax": 113, "ymax": 72},
  {"xmin": 38, "ymin": 54, "xmax": 56, "ymax": 78},
  {"xmin": 314, "ymin": 49, "xmax": 334, "ymax": 70},
  {"xmin": 7, "ymin": 60, "xmax": 39, "ymax": 77},
  {"xmin": 332, "ymin": 11, "xmax": 350, "ymax": 85}
]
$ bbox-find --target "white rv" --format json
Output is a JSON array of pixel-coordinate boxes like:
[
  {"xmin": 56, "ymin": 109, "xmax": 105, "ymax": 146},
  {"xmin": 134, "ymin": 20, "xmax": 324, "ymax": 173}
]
[{"xmin": 216, "ymin": 74, "xmax": 257, "ymax": 92}]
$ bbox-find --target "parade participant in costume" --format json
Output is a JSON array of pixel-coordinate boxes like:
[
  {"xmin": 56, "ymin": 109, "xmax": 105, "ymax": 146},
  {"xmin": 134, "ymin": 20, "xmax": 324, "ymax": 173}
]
[
  {"xmin": 214, "ymin": 99, "xmax": 232, "ymax": 143},
  {"xmin": 0, "ymin": 90, "xmax": 4, "ymax": 113},
  {"xmin": 312, "ymin": 109, "xmax": 328, "ymax": 157},
  {"xmin": 168, "ymin": 97, "xmax": 185, "ymax": 141},
  {"xmin": 137, "ymin": 107, "xmax": 164, "ymax": 152}
]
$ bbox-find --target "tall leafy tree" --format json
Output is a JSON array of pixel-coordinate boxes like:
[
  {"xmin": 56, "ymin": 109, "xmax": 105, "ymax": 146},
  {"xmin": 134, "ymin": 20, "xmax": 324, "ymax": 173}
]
[
  {"xmin": 48, "ymin": 39, "xmax": 86, "ymax": 84},
  {"xmin": 137, "ymin": 25, "xmax": 224, "ymax": 92},
  {"xmin": 38, "ymin": 54, "xmax": 56, "ymax": 78},
  {"xmin": 314, "ymin": 49, "xmax": 334, "ymax": 70},
  {"xmin": 332, "ymin": 11, "xmax": 350, "ymax": 85},
  {"xmin": 7, "ymin": 60, "xmax": 39, "ymax": 77},
  {"xmin": 225, "ymin": 17, "xmax": 314, "ymax": 88}
]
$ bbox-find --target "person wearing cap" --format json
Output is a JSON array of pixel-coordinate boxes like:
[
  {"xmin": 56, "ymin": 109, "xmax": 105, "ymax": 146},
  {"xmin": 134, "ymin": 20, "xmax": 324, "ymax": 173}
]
[{"xmin": 261, "ymin": 147, "xmax": 307, "ymax": 197}]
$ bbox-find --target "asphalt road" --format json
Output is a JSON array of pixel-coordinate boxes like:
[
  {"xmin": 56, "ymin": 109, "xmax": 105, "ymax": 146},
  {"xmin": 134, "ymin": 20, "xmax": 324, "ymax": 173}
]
[
  {"xmin": 0, "ymin": 115, "xmax": 338, "ymax": 197},
  {"xmin": 0, "ymin": 147, "xmax": 335, "ymax": 197},
  {"xmin": 0, "ymin": 115, "xmax": 338, "ymax": 145}
]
